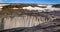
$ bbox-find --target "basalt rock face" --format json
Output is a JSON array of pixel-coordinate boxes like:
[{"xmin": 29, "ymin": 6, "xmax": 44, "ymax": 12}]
[{"xmin": 0, "ymin": 19, "xmax": 60, "ymax": 32}]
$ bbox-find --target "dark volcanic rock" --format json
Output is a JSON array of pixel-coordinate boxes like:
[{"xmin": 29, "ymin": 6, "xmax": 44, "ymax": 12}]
[{"xmin": 52, "ymin": 4, "xmax": 60, "ymax": 8}]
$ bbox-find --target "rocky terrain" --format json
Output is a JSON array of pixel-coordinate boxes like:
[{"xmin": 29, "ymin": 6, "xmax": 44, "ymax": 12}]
[
  {"xmin": 0, "ymin": 4, "xmax": 60, "ymax": 32},
  {"xmin": 0, "ymin": 4, "xmax": 60, "ymax": 15},
  {"xmin": 0, "ymin": 18, "xmax": 60, "ymax": 32},
  {"xmin": 52, "ymin": 4, "xmax": 60, "ymax": 8}
]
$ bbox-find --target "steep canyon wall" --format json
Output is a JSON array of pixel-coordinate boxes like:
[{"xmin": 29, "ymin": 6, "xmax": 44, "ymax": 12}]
[{"xmin": 0, "ymin": 15, "xmax": 53, "ymax": 30}]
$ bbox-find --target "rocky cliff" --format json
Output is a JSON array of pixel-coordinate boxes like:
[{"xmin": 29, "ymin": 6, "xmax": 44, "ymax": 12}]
[
  {"xmin": 0, "ymin": 14, "xmax": 54, "ymax": 30},
  {"xmin": 0, "ymin": 4, "xmax": 60, "ymax": 30},
  {"xmin": 0, "ymin": 18, "xmax": 60, "ymax": 32}
]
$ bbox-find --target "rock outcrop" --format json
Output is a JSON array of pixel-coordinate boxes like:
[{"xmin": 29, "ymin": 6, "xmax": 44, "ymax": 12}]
[
  {"xmin": 0, "ymin": 14, "xmax": 53, "ymax": 29},
  {"xmin": 0, "ymin": 4, "xmax": 60, "ymax": 32},
  {"xmin": 52, "ymin": 4, "xmax": 60, "ymax": 8},
  {"xmin": 0, "ymin": 18, "xmax": 60, "ymax": 32}
]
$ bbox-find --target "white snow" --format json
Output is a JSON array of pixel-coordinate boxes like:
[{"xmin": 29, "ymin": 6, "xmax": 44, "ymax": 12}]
[
  {"xmin": 0, "ymin": 4, "xmax": 60, "ymax": 12},
  {"xmin": 22, "ymin": 6, "xmax": 45, "ymax": 11},
  {"xmin": 38, "ymin": 5, "xmax": 47, "ymax": 6},
  {"xmin": 0, "ymin": 4, "xmax": 10, "ymax": 11},
  {"xmin": 0, "ymin": 7, "xmax": 3, "ymax": 8},
  {"xmin": 0, "ymin": 7, "xmax": 2, "ymax": 11},
  {"xmin": 0, "ymin": 4, "xmax": 9, "ymax": 7},
  {"xmin": 22, "ymin": 5, "xmax": 60, "ymax": 12},
  {"xmin": 12, "ymin": 8, "xmax": 19, "ymax": 9}
]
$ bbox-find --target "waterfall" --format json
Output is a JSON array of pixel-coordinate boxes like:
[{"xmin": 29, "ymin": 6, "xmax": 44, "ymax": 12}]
[{"xmin": 0, "ymin": 15, "xmax": 53, "ymax": 29}]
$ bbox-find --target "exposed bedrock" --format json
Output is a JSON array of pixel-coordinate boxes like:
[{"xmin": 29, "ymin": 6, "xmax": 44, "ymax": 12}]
[
  {"xmin": 0, "ymin": 18, "xmax": 60, "ymax": 32},
  {"xmin": 0, "ymin": 15, "xmax": 54, "ymax": 29}
]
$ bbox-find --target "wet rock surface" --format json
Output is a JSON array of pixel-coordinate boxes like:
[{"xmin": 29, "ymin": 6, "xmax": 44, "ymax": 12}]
[{"xmin": 0, "ymin": 19, "xmax": 60, "ymax": 32}]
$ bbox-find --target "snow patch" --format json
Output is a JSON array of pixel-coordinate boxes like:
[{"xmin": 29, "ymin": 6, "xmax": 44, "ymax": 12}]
[
  {"xmin": 0, "ymin": 4, "xmax": 9, "ymax": 6},
  {"xmin": 22, "ymin": 5, "xmax": 60, "ymax": 12},
  {"xmin": 12, "ymin": 8, "xmax": 19, "ymax": 9},
  {"xmin": 38, "ymin": 5, "xmax": 47, "ymax": 6},
  {"xmin": 22, "ymin": 6, "xmax": 45, "ymax": 11}
]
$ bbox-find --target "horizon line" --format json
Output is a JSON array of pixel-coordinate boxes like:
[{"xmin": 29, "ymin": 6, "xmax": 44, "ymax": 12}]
[{"xmin": 0, "ymin": 3, "xmax": 60, "ymax": 5}]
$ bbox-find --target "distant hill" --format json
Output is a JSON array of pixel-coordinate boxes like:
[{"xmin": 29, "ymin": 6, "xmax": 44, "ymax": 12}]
[
  {"xmin": 0, "ymin": 4, "xmax": 60, "ymax": 15},
  {"xmin": 52, "ymin": 4, "xmax": 60, "ymax": 8}
]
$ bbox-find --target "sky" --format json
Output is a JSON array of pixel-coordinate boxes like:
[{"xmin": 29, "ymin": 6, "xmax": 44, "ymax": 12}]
[{"xmin": 0, "ymin": 0, "xmax": 60, "ymax": 4}]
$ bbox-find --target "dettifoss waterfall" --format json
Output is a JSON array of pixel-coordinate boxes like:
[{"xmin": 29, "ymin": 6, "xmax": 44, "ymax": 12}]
[{"xmin": 0, "ymin": 15, "xmax": 54, "ymax": 30}]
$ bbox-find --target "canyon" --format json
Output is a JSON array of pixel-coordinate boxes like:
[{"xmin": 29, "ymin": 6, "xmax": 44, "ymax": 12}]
[{"xmin": 0, "ymin": 4, "xmax": 60, "ymax": 31}]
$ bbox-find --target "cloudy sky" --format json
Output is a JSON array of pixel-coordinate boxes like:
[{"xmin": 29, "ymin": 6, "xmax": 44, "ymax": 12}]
[{"xmin": 0, "ymin": 0, "xmax": 60, "ymax": 4}]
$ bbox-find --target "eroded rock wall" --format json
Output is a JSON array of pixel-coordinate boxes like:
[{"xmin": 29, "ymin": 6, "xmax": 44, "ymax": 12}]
[{"xmin": 0, "ymin": 15, "xmax": 53, "ymax": 29}]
